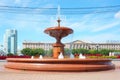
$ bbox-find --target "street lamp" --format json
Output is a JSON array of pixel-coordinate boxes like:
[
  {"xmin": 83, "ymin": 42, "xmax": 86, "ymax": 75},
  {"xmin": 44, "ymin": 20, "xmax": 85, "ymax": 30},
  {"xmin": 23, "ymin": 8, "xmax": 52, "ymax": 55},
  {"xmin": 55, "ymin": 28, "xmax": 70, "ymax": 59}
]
[
  {"xmin": 96, "ymin": 44, "xmax": 99, "ymax": 52},
  {"xmin": 88, "ymin": 45, "xmax": 91, "ymax": 50}
]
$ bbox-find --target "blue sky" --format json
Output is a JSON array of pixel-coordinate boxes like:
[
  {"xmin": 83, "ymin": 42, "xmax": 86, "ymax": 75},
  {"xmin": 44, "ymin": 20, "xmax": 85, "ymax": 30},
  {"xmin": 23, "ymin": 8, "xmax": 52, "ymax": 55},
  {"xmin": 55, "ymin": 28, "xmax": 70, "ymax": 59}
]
[{"xmin": 0, "ymin": 0, "xmax": 120, "ymax": 49}]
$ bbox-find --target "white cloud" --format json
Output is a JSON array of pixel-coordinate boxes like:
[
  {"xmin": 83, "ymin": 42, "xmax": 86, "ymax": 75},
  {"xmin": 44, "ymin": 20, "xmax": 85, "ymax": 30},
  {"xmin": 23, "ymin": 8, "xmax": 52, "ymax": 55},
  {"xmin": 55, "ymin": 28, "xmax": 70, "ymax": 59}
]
[
  {"xmin": 115, "ymin": 11, "xmax": 120, "ymax": 19},
  {"xmin": 14, "ymin": 0, "xmax": 31, "ymax": 7},
  {"xmin": 0, "ymin": 1, "xmax": 5, "ymax": 6},
  {"xmin": 14, "ymin": 0, "xmax": 21, "ymax": 4},
  {"xmin": 92, "ymin": 22, "xmax": 120, "ymax": 32},
  {"xmin": 33, "ymin": 4, "xmax": 54, "ymax": 15},
  {"xmin": 66, "ymin": 13, "xmax": 113, "ymax": 33},
  {"xmin": 73, "ymin": 32, "xmax": 120, "ymax": 43},
  {"xmin": 66, "ymin": 14, "xmax": 94, "ymax": 31}
]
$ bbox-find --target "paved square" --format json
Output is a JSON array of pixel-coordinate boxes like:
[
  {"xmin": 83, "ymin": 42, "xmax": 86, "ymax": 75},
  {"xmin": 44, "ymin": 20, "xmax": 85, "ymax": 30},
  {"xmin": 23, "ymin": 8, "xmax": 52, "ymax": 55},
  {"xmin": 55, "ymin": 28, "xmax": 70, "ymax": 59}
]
[{"xmin": 0, "ymin": 60, "xmax": 120, "ymax": 80}]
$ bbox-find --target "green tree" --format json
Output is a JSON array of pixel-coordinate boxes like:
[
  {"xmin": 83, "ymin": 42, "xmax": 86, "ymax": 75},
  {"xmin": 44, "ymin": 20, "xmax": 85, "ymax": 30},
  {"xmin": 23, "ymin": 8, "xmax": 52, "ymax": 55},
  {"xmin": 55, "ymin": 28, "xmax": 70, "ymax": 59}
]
[
  {"xmin": 72, "ymin": 49, "xmax": 78, "ymax": 54},
  {"xmin": 64, "ymin": 48, "xmax": 71, "ymax": 56},
  {"xmin": 72, "ymin": 48, "xmax": 89, "ymax": 54},
  {"xmin": 78, "ymin": 48, "xmax": 89, "ymax": 54},
  {"xmin": 88, "ymin": 49, "xmax": 98, "ymax": 54},
  {"xmin": 7, "ymin": 53, "xmax": 14, "ymax": 56},
  {"xmin": 21, "ymin": 48, "xmax": 32, "ymax": 56},
  {"xmin": 33, "ymin": 48, "xmax": 45, "ymax": 56},
  {"xmin": 44, "ymin": 49, "xmax": 53, "ymax": 57},
  {"xmin": 21, "ymin": 48, "xmax": 45, "ymax": 56},
  {"xmin": 99, "ymin": 49, "xmax": 110, "ymax": 56}
]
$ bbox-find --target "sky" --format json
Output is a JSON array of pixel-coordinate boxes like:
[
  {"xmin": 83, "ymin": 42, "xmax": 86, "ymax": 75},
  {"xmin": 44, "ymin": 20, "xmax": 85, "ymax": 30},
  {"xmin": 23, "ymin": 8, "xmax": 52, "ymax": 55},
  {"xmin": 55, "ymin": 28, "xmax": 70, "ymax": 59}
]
[{"xmin": 0, "ymin": 0, "xmax": 120, "ymax": 49}]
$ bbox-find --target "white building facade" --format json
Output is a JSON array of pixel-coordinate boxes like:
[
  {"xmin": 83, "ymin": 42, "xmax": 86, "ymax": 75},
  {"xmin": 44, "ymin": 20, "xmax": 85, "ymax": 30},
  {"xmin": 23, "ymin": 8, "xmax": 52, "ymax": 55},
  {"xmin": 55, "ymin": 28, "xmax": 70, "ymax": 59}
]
[
  {"xmin": 22, "ymin": 40, "xmax": 120, "ymax": 50},
  {"xmin": 23, "ymin": 41, "xmax": 52, "ymax": 50}
]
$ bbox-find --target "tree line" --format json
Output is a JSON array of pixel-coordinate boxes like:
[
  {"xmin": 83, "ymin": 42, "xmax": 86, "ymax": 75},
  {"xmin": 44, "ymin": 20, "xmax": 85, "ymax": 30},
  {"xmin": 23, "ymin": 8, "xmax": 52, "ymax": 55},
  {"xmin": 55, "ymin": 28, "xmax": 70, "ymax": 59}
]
[{"xmin": 20, "ymin": 48, "xmax": 120, "ymax": 56}]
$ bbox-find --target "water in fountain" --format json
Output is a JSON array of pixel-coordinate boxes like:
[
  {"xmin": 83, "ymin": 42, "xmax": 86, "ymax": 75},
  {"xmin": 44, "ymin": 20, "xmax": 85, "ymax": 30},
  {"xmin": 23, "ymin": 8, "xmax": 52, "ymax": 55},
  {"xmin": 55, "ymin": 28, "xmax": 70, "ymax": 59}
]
[
  {"xmin": 109, "ymin": 52, "xmax": 112, "ymax": 56},
  {"xmin": 79, "ymin": 53, "xmax": 86, "ymax": 59},
  {"xmin": 31, "ymin": 56, "xmax": 34, "ymax": 59},
  {"xmin": 39, "ymin": 55, "xmax": 43, "ymax": 59},
  {"xmin": 58, "ymin": 52, "xmax": 64, "ymax": 59},
  {"xmin": 57, "ymin": 5, "xmax": 61, "ymax": 19},
  {"xmin": 70, "ymin": 53, "xmax": 74, "ymax": 59}
]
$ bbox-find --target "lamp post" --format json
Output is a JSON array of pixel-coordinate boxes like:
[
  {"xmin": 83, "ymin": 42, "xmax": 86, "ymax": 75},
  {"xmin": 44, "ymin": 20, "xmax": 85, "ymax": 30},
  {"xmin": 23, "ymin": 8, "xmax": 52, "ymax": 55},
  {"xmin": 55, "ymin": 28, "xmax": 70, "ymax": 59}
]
[
  {"xmin": 88, "ymin": 45, "xmax": 91, "ymax": 50},
  {"xmin": 96, "ymin": 44, "xmax": 99, "ymax": 52}
]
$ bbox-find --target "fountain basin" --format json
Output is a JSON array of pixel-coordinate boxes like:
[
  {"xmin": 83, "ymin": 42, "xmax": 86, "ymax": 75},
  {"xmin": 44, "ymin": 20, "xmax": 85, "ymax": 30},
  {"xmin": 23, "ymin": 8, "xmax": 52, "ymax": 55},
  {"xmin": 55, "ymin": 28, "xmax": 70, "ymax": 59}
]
[
  {"xmin": 44, "ymin": 27, "xmax": 73, "ymax": 38},
  {"xmin": 5, "ymin": 58, "xmax": 115, "ymax": 72}
]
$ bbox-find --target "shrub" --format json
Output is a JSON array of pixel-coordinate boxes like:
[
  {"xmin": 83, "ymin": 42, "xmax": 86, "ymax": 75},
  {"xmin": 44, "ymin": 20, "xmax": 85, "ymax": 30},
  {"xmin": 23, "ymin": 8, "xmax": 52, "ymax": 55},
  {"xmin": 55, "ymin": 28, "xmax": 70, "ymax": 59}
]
[
  {"xmin": 117, "ymin": 55, "xmax": 120, "ymax": 59},
  {"xmin": 21, "ymin": 48, "xmax": 32, "ymax": 56},
  {"xmin": 7, "ymin": 53, "xmax": 14, "ymax": 56},
  {"xmin": 21, "ymin": 48, "xmax": 45, "ymax": 56}
]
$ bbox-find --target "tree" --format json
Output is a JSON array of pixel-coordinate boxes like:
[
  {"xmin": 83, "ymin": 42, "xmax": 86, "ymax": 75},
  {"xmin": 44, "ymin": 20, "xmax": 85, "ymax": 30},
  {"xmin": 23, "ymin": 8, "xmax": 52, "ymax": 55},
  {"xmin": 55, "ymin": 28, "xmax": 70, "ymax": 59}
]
[
  {"xmin": 78, "ymin": 48, "xmax": 89, "ymax": 54},
  {"xmin": 7, "ymin": 53, "xmax": 14, "ymax": 56},
  {"xmin": 64, "ymin": 48, "xmax": 71, "ymax": 56},
  {"xmin": 99, "ymin": 49, "xmax": 110, "ymax": 56},
  {"xmin": 21, "ymin": 48, "xmax": 45, "ymax": 56},
  {"xmin": 33, "ymin": 48, "xmax": 45, "ymax": 56},
  {"xmin": 21, "ymin": 48, "xmax": 32, "ymax": 56},
  {"xmin": 88, "ymin": 49, "xmax": 98, "ymax": 54},
  {"xmin": 44, "ymin": 49, "xmax": 53, "ymax": 57},
  {"xmin": 72, "ymin": 49, "xmax": 78, "ymax": 54},
  {"xmin": 72, "ymin": 48, "xmax": 89, "ymax": 55}
]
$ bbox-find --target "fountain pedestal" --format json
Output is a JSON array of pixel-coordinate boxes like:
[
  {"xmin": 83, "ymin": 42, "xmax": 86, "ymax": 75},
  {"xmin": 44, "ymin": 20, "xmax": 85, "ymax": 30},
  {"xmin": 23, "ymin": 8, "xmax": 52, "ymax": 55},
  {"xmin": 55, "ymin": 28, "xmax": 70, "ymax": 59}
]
[{"xmin": 53, "ymin": 43, "xmax": 64, "ymax": 58}]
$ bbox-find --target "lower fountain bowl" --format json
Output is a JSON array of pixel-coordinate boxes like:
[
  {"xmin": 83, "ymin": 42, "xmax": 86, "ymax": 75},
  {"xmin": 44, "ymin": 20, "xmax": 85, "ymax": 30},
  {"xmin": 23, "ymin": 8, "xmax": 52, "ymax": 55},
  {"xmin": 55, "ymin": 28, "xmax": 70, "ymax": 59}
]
[{"xmin": 5, "ymin": 58, "xmax": 115, "ymax": 72}]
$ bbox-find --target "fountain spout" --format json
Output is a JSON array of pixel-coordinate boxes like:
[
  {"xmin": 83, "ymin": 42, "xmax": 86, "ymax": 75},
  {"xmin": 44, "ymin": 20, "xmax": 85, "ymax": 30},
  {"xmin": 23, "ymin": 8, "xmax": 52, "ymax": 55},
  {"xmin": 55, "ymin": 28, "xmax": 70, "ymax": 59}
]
[{"xmin": 57, "ymin": 18, "xmax": 61, "ymax": 28}]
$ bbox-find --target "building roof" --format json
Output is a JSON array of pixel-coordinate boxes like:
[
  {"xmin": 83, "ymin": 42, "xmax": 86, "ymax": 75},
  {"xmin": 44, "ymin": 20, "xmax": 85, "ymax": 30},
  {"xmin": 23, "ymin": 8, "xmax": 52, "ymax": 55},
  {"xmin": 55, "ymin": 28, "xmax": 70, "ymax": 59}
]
[{"xmin": 72, "ymin": 40, "xmax": 87, "ymax": 44}]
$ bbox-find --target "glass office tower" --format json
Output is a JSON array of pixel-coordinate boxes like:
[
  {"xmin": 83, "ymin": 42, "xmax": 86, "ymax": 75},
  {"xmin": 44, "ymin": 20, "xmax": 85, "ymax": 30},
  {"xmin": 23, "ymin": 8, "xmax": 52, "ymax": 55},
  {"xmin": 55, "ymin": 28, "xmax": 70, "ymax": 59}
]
[{"xmin": 3, "ymin": 29, "xmax": 17, "ymax": 54}]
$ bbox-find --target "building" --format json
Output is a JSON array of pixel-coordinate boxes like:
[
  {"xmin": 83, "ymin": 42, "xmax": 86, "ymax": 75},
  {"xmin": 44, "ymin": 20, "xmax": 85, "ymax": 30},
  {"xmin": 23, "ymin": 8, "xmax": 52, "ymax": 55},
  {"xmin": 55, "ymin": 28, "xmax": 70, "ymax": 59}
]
[
  {"xmin": 65, "ymin": 40, "xmax": 120, "ymax": 50},
  {"xmin": 3, "ymin": 29, "xmax": 17, "ymax": 54},
  {"xmin": 0, "ymin": 45, "xmax": 6, "ymax": 56},
  {"xmin": 22, "ymin": 40, "xmax": 120, "ymax": 50},
  {"xmin": 23, "ymin": 41, "xmax": 52, "ymax": 50}
]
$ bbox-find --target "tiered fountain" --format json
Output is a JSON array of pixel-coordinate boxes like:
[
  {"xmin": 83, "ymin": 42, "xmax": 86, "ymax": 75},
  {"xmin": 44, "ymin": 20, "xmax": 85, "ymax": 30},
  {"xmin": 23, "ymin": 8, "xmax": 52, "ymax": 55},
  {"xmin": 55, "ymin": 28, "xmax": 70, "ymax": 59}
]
[
  {"xmin": 4, "ymin": 7, "xmax": 115, "ymax": 71},
  {"xmin": 44, "ymin": 18, "xmax": 73, "ymax": 58}
]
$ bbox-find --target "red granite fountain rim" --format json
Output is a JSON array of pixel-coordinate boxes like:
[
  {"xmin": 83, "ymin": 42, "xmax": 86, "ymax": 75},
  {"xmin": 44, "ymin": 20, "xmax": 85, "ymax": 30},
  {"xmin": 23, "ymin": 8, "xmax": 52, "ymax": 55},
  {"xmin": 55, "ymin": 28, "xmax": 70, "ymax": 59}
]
[{"xmin": 6, "ymin": 58, "xmax": 112, "ymax": 62}]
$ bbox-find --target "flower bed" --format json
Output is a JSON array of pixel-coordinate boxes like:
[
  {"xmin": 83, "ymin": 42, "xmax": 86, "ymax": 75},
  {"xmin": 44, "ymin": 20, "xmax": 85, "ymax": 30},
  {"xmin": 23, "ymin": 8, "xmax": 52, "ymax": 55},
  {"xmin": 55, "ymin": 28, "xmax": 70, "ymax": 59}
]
[
  {"xmin": 117, "ymin": 55, "xmax": 120, "ymax": 59},
  {"xmin": 0, "ymin": 56, "xmax": 6, "ymax": 60},
  {"xmin": 85, "ymin": 54, "xmax": 103, "ymax": 56},
  {"xmin": 85, "ymin": 54, "xmax": 120, "ymax": 59},
  {"xmin": 0, "ymin": 56, "xmax": 31, "ymax": 60}
]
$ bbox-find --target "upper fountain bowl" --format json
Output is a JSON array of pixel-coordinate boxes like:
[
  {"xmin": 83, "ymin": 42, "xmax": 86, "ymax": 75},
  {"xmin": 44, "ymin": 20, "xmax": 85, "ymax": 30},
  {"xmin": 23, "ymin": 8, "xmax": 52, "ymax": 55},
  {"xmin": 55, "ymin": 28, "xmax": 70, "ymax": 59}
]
[{"xmin": 44, "ymin": 26, "xmax": 73, "ymax": 38}]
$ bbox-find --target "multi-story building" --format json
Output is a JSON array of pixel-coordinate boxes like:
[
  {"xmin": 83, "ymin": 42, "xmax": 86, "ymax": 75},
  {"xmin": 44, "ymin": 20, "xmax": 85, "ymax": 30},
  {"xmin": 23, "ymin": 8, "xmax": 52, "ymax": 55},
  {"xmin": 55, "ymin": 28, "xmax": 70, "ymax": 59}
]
[
  {"xmin": 65, "ymin": 40, "xmax": 120, "ymax": 50},
  {"xmin": 0, "ymin": 44, "xmax": 5, "ymax": 56},
  {"xmin": 22, "ymin": 40, "xmax": 120, "ymax": 50},
  {"xmin": 23, "ymin": 41, "xmax": 52, "ymax": 50},
  {"xmin": 3, "ymin": 29, "xmax": 17, "ymax": 54}
]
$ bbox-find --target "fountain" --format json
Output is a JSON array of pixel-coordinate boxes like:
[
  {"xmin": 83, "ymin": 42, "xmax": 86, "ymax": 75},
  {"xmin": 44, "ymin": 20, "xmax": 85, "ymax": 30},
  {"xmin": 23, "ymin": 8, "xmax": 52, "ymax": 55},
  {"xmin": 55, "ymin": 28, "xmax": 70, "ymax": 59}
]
[
  {"xmin": 44, "ymin": 18, "xmax": 73, "ymax": 58},
  {"xmin": 4, "ymin": 6, "xmax": 115, "ymax": 72}
]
